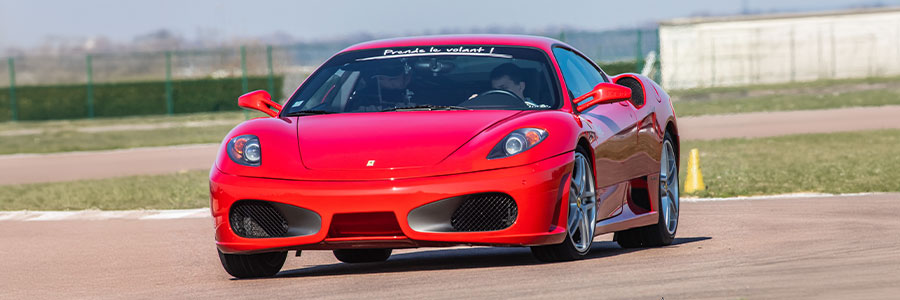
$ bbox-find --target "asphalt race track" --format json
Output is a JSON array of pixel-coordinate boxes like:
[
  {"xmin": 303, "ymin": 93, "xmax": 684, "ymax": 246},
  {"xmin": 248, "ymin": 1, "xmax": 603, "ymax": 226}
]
[
  {"xmin": 3, "ymin": 194, "xmax": 899, "ymax": 299},
  {"xmin": 3, "ymin": 105, "xmax": 900, "ymax": 185},
  {"xmin": 676, "ymin": 105, "xmax": 900, "ymax": 140}
]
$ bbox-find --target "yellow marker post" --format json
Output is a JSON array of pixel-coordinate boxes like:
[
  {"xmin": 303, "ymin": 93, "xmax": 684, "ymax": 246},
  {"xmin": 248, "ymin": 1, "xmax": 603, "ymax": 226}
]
[{"xmin": 684, "ymin": 148, "xmax": 706, "ymax": 193}]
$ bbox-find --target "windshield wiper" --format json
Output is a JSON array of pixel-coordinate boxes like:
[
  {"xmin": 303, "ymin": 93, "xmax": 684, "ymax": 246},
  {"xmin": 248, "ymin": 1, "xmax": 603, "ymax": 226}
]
[
  {"xmin": 382, "ymin": 105, "xmax": 472, "ymax": 112},
  {"xmin": 283, "ymin": 110, "xmax": 336, "ymax": 116}
]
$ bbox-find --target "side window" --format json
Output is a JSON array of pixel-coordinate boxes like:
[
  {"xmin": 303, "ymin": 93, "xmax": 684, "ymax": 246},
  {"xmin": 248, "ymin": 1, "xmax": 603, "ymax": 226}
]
[{"xmin": 552, "ymin": 48, "xmax": 607, "ymax": 101}]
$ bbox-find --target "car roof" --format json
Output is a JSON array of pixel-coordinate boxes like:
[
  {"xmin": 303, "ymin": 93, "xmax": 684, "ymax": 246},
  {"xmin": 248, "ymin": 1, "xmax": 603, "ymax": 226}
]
[{"xmin": 341, "ymin": 34, "xmax": 564, "ymax": 53}]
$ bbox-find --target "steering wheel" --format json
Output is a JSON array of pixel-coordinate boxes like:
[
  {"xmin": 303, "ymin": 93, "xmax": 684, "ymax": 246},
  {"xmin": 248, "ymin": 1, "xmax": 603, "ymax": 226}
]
[{"xmin": 462, "ymin": 89, "xmax": 528, "ymax": 109}]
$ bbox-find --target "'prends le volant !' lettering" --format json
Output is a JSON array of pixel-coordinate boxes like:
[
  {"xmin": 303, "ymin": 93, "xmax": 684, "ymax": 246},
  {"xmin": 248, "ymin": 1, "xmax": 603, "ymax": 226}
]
[{"xmin": 383, "ymin": 47, "xmax": 495, "ymax": 56}]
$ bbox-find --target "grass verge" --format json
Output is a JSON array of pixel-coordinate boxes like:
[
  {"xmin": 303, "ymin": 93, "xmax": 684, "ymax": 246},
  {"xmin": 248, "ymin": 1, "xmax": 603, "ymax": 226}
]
[
  {"xmin": 0, "ymin": 111, "xmax": 275, "ymax": 154},
  {"xmin": 0, "ymin": 124, "xmax": 235, "ymax": 154},
  {"xmin": 673, "ymin": 88, "xmax": 900, "ymax": 117},
  {"xmin": 669, "ymin": 75, "xmax": 900, "ymax": 99},
  {"xmin": 2, "ymin": 129, "xmax": 896, "ymax": 210},
  {"xmin": 0, "ymin": 171, "xmax": 209, "ymax": 211},
  {"xmin": 0, "ymin": 111, "xmax": 248, "ymax": 132},
  {"xmin": 680, "ymin": 129, "xmax": 900, "ymax": 198}
]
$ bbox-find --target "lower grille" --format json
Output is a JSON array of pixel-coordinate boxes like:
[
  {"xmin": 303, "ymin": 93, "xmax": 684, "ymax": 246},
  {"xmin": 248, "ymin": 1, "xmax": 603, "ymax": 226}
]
[
  {"xmin": 450, "ymin": 193, "xmax": 517, "ymax": 232},
  {"xmin": 229, "ymin": 200, "xmax": 289, "ymax": 238}
]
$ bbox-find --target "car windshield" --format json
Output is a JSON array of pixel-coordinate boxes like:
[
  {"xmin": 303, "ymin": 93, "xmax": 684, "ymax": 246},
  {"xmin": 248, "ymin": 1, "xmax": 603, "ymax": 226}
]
[{"xmin": 283, "ymin": 46, "xmax": 560, "ymax": 115}]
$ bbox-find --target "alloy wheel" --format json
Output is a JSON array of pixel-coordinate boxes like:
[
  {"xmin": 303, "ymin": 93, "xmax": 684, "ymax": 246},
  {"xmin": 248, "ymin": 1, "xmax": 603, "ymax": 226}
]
[
  {"xmin": 659, "ymin": 140, "xmax": 679, "ymax": 235},
  {"xmin": 568, "ymin": 152, "xmax": 597, "ymax": 253}
]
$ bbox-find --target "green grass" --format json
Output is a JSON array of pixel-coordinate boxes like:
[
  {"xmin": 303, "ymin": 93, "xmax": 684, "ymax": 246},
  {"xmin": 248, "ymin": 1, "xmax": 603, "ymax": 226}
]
[
  {"xmin": 0, "ymin": 123, "xmax": 236, "ymax": 154},
  {"xmin": 0, "ymin": 111, "xmax": 249, "ymax": 132},
  {"xmin": 0, "ymin": 170, "xmax": 209, "ymax": 211},
  {"xmin": 669, "ymin": 75, "xmax": 900, "ymax": 99},
  {"xmin": 0, "ymin": 111, "xmax": 275, "ymax": 154},
  {"xmin": 670, "ymin": 75, "xmax": 900, "ymax": 117},
  {"xmin": 680, "ymin": 129, "xmax": 900, "ymax": 198},
  {"xmin": 2, "ymin": 129, "xmax": 896, "ymax": 210},
  {"xmin": 597, "ymin": 60, "xmax": 639, "ymax": 76},
  {"xmin": 673, "ymin": 88, "xmax": 900, "ymax": 117}
]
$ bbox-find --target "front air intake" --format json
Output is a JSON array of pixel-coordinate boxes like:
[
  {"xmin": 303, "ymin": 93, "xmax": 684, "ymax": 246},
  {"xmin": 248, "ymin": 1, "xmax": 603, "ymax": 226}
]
[
  {"xmin": 450, "ymin": 193, "xmax": 518, "ymax": 232},
  {"xmin": 229, "ymin": 200, "xmax": 289, "ymax": 238}
]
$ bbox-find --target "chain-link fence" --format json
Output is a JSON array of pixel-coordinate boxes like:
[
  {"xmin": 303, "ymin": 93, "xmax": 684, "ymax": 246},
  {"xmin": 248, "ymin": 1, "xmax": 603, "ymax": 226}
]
[
  {"xmin": 558, "ymin": 28, "xmax": 660, "ymax": 80},
  {"xmin": 0, "ymin": 30, "xmax": 658, "ymax": 122},
  {"xmin": 0, "ymin": 46, "xmax": 308, "ymax": 121},
  {"xmin": 561, "ymin": 28, "xmax": 659, "ymax": 63}
]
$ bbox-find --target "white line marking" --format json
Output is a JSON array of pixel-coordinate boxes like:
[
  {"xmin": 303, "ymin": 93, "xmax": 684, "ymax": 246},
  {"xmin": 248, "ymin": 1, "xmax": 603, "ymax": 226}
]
[
  {"xmin": 0, "ymin": 208, "xmax": 208, "ymax": 221},
  {"xmin": 0, "ymin": 193, "xmax": 886, "ymax": 221},
  {"xmin": 139, "ymin": 209, "xmax": 209, "ymax": 220},
  {"xmin": 682, "ymin": 192, "xmax": 876, "ymax": 202}
]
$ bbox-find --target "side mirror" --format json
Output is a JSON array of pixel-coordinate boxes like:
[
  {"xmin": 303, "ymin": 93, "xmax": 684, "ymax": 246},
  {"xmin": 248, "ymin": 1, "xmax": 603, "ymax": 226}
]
[
  {"xmin": 238, "ymin": 90, "xmax": 282, "ymax": 117},
  {"xmin": 573, "ymin": 83, "xmax": 632, "ymax": 112}
]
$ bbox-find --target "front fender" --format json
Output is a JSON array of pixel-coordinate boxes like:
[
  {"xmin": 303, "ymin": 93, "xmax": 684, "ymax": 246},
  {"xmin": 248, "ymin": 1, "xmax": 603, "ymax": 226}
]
[{"xmin": 213, "ymin": 111, "xmax": 586, "ymax": 181}]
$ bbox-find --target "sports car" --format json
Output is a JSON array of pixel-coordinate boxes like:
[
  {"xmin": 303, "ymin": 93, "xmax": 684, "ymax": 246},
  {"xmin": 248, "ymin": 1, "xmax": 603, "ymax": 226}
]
[{"xmin": 211, "ymin": 35, "xmax": 680, "ymax": 278}]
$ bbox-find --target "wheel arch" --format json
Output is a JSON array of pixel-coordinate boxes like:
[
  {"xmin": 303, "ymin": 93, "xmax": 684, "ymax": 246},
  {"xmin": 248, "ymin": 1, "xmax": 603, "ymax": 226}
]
[{"xmin": 576, "ymin": 137, "xmax": 594, "ymax": 170}]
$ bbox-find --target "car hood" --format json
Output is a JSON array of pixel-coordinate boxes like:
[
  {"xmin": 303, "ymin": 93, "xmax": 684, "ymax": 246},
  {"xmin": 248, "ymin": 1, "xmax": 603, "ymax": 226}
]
[{"xmin": 297, "ymin": 110, "xmax": 521, "ymax": 171}]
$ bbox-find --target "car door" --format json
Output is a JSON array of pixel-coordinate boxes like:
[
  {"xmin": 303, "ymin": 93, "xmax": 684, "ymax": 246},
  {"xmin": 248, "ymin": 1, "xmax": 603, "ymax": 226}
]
[
  {"xmin": 622, "ymin": 76, "xmax": 666, "ymax": 178},
  {"xmin": 553, "ymin": 47, "xmax": 637, "ymax": 221}
]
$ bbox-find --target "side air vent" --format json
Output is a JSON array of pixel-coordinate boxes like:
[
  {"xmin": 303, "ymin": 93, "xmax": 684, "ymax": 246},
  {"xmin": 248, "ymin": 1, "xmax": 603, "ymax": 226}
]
[
  {"xmin": 616, "ymin": 77, "xmax": 645, "ymax": 107},
  {"xmin": 230, "ymin": 200, "xmax": 289, "ymax": 238},
  {"xmin": 450, "ymin": 193, "xmax": 518, "ymax": 232}
]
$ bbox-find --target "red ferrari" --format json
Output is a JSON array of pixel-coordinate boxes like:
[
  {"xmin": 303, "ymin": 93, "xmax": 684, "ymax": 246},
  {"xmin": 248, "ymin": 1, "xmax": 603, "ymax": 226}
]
[{"xmin": 211, "ymin": 35, "xmax": 680, "ymax": 278}]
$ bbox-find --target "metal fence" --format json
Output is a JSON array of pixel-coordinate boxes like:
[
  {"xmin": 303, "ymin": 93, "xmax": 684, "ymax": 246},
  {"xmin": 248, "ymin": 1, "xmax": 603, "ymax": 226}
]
[
  {"xmin": 0, "ymin": 44, "xmax": 344, "ymax": 121},
  {"xmin": 1, "ymin": 30, "xmax": 657, "ymax": 122},
  {"xmin": 560, "ymin": 28, "xmax": 659, "ymax": 64}
]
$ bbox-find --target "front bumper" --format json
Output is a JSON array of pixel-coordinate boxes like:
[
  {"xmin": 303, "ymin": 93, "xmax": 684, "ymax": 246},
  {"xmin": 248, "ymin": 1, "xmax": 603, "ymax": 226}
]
[{"xmin": 211, "ymin": 153, "xmax": 574, "ymax": 254}]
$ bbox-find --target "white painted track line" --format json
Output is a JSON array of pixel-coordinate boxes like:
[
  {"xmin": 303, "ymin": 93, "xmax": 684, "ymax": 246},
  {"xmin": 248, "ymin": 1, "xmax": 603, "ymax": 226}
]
[
  {"xmin": 1, "ymin": 193, "xmax": 891, "ymax": 221},
  {"xmin": 0, "ymin": 208, "xmax": 208, "ymax": 221},
  {"xmin": 682, "ymin": 192, "xmax": 879, "ymax": 202}
]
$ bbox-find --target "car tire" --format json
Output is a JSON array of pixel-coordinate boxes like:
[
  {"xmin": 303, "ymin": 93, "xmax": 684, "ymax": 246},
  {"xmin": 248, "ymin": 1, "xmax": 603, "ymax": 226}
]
[
  {"xmin": 614, "ymin": 132, "xmax": 678, "ymax": 248},
  {"xmin": 531, "ymin": 146, "xmax": 597, "ymax": 262},
  {"xmin": 613, "ymin": 228, "xmax": 643, "ymax": 248},
  {"xmin": 333, "ymin": 249, "xmax": 392, "ymax": 263},
  {"xmin": 531, "ymin": 227, "xmax": 588, "ymax": 262},
  {"xmin": 217, "ymin": 249, "xmax": 287, "ymax": 279}
]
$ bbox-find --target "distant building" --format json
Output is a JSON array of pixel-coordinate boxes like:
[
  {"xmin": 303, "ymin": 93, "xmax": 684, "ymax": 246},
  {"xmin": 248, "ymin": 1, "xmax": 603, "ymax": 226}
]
[{"xmin": 659, "ymin": 7, "xmax": 900, "ymax": 89}]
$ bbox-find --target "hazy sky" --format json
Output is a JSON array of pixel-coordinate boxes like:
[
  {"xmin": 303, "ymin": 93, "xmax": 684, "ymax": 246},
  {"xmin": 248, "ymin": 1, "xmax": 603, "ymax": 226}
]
[{"xmin": 1, "ymin": 0, "xmax": 898, "ymax": 48}]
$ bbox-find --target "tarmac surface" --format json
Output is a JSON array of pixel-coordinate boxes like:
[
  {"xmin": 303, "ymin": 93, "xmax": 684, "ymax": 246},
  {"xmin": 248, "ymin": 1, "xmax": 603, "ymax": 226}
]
[
  {"xmin": 0, "ymin": 144, "xmax": 219, "ymax": 185},
  {"xmin": 2, "ymin": 193, "xmax": 899, "ymax": 299},
  {"xmin": 3, "ymin": 105, "xmax": 900, "ymax": 185},
  {"xmin": 676, "ymin": 105, "xmax": 900, "ymax": 140}
]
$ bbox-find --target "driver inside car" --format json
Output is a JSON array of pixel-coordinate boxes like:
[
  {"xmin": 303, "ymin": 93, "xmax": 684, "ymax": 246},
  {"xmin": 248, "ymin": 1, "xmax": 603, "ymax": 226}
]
[
  {"xmin": 348, "ymin": 62, "xmax": 416, "ymax": 112},
  {"xmin": 471, "ymin": 63, "xmax": 547, "ymax": 108}
]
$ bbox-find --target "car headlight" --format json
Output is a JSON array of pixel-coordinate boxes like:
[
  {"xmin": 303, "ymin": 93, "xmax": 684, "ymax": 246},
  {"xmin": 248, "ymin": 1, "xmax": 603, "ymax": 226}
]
[
  {"xmin": 487, "ymin": 128, "xmax": 547, "ymax": 159},
  {"xmin": 227, "ymin": 135, "xmax": 261, "ymax": 166}
]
